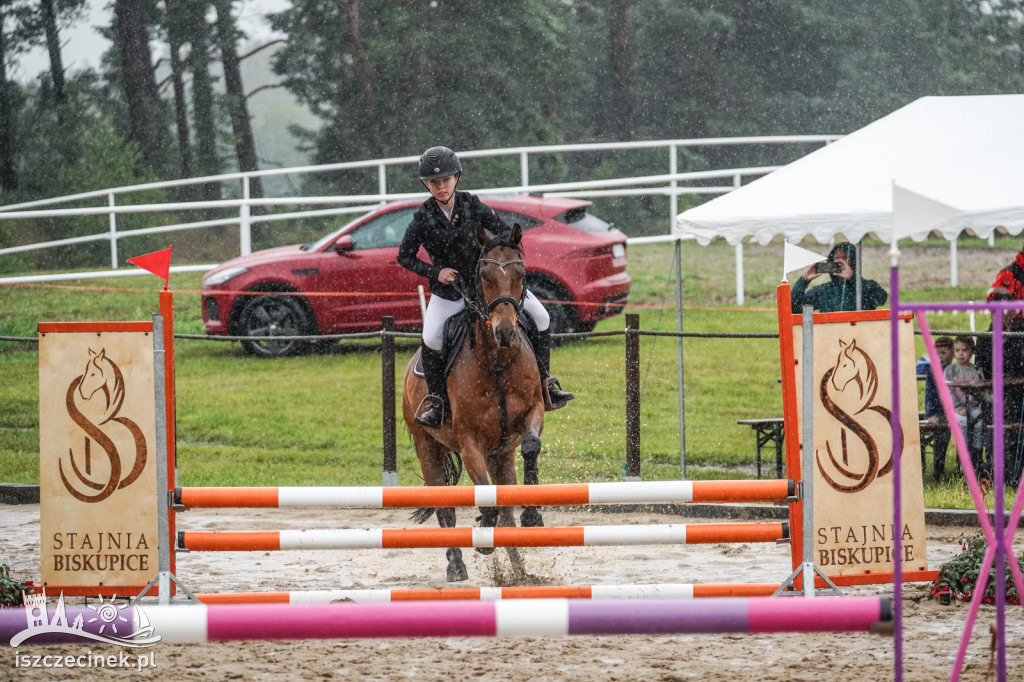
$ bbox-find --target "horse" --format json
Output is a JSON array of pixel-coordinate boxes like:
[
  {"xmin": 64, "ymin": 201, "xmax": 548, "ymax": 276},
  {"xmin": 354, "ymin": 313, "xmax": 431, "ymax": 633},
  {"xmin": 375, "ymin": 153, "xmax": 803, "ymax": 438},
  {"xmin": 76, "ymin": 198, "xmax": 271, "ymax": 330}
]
[
  {"xmin": 816, "ymin": 338, "xmax": 898, "ymax": 493},
  {"xmin": 402, "ymin": 223, "xmax": 545, "ymax": 582}
]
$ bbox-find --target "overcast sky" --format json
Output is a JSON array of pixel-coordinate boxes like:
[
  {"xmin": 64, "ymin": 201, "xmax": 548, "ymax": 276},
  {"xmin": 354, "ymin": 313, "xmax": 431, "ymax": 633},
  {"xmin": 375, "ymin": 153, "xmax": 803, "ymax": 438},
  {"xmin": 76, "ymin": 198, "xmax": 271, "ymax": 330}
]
[{"xmin": 17, "ymin": 0, "xmax": 290, "ymax": 81}]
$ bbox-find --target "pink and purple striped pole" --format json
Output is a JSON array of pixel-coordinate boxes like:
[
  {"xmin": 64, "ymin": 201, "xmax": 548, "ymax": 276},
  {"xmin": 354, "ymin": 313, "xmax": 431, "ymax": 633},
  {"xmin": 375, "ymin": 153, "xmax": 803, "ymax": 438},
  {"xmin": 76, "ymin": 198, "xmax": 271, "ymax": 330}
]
[{"xmin": 1, "ymin": 597, "xmax": 891, "ymax": 645}]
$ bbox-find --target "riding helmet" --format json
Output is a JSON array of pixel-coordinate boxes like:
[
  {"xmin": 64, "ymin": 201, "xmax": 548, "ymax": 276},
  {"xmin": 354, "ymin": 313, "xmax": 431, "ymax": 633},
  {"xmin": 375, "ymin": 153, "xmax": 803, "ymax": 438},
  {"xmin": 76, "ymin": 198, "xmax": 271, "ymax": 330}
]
[{"xmin": 418, "ymin": 146, "xmax": 462, "ymax": 181}]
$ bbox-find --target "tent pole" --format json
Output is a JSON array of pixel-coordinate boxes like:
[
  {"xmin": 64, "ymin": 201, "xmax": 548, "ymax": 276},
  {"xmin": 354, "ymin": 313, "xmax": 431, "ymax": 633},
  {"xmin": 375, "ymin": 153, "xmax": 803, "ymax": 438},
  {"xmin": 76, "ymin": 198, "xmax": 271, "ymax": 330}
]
[
  {"xmin": 675, "ymin": 237, "xmax": 686, "ymax": 478},
  {"xmin": 856, "ymin": 242, "xmax": 863, "ymax": 310},
  {"xmin": 950, "ymin": 238, "xmax": 958, "ymax": 287}
]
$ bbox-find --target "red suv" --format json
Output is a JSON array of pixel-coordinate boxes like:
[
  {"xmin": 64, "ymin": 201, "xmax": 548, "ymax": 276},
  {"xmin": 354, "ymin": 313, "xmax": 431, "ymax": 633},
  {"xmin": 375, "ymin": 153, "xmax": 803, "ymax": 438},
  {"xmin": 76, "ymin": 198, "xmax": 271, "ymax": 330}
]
[{"xmin": 201, "ymin": 195, "xmax": 630, "ymax": 357}]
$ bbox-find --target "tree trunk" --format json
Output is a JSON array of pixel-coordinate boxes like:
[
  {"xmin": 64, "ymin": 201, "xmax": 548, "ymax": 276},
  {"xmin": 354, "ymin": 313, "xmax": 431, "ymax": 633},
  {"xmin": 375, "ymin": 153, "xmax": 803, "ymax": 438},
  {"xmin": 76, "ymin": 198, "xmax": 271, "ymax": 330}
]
[
  {"xmin": 213, "ymin": 0, "xmax": 263, "ymax": 202},
  {"xmin": 344, "ymin": 0, "xmax": 384, "ymax": 158},
  {"xmin": 0, "ymin": 11, "xmax": 17, "ymax": 192},
  {"xmin": 609, "ymin": 0, "xmax": 634, "ymax": 140},
  {"xmin": 188, "ymin": 12, "xmax": 222, "ymax": 202},
  {"xmin": 169, "ymin": 39, "xmax": 193, "ymax": 184},
  {"xmin": 40, "ymin": 0, "xmax": 65, "ymax": 103},
  {"xmin": 112, "ymin": 0, "xmax": 163, "ymax": 173}
]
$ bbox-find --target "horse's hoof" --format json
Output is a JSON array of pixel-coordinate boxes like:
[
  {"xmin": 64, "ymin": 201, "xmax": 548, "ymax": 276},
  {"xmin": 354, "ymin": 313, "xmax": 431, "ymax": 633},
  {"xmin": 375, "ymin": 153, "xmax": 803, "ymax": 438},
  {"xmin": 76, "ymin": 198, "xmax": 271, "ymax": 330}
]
[
  {"xmin": 475, "ymin": 546, "xmax": 495, "ymax": 556},
  {"xmin": 447, "ymin": 562, "xmax": 468, "ymax": 582},
  {"xmin": 520, "ymin": 506, "xmax": 544, "ymax": 527}
]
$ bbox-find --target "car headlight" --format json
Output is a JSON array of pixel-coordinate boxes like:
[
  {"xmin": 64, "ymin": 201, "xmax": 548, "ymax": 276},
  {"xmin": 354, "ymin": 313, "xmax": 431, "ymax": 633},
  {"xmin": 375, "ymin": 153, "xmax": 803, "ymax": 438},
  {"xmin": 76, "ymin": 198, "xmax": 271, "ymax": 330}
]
[
  {"xmin": 611, "ymin": 244, "xmax": 626, "ymax": 259},
  {"xmin": 204, "ymin": 266, "xmax": 249, "ymax": 287}
]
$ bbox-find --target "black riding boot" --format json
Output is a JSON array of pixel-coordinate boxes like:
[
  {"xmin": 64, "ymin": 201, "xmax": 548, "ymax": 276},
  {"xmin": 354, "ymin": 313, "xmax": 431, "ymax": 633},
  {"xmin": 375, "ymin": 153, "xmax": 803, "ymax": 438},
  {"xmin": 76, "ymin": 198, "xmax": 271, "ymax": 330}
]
[
  {"xmin": 415, "ymin": 345, "xmax": 449, "ymax": 428},
  {"xmin": 532, "ymin": 328, "xmax": 574, "ymax": 410}
]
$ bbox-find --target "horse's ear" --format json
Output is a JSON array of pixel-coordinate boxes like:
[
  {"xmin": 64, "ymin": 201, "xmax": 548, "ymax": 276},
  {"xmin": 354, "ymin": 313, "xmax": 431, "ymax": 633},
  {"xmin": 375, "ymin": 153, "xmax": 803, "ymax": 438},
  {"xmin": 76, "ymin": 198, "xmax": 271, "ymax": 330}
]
[
  {"xmin": 511, "ymin": 223, "xmax": 522, "ymax": 248},
  {"xmin": 97, "ymin": 349, "xmax": 105, "ymax": 360},
  {"xmin": 476, "ymin": 225, "xmax": 489, "ymax": 249},
  {"xmin": 88, "ymin": 348, "xmax": 97, "ymax": 357}
]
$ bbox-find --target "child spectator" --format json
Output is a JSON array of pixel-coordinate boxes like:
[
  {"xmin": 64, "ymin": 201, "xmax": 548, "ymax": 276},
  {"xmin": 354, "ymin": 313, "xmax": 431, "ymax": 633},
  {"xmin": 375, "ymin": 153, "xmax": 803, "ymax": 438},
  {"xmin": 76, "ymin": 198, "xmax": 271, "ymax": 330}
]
[
  {"xmin": 944, "ymin": 335, "xmax": 987, "ymax": 465},
  {"xmin": 916, "ymin": 337, "xmax": 954, "ymax": 480}
]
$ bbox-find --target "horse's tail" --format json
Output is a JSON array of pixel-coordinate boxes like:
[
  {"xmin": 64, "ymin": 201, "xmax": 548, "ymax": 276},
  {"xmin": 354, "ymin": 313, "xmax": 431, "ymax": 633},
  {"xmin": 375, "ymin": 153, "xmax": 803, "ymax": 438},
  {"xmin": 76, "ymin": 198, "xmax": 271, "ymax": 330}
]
[
  {"xmin": 442, "ymin": 450, "xmax": 463, "ymax": 486},
  {"xmin": 410, "ymin": 451, "xmax": 464, "ymax": 525}
]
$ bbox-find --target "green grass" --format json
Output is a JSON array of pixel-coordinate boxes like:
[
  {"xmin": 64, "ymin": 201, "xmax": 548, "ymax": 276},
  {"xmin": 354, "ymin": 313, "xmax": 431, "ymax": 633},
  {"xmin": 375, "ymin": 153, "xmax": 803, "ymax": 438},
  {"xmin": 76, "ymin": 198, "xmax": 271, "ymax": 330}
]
[{"xmin": 2, "ymin": 237, "xmax": 1021, "ymax": 509}]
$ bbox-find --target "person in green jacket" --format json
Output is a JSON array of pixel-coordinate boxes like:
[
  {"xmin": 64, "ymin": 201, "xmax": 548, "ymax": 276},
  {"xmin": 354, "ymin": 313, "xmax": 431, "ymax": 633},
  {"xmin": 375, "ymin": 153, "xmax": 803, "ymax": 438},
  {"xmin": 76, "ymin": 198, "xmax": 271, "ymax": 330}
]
[{"xmin": 790, "ymin": 242, "xmax": 888, "ymax": 313}]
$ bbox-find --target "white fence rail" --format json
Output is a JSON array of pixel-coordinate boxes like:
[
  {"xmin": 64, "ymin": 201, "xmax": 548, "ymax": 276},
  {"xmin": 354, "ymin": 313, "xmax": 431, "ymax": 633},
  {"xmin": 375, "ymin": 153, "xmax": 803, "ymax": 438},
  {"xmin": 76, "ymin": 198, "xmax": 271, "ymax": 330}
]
[{"xmin": 0, "ymin": 137, "xmax": 841, "ymax": 298}]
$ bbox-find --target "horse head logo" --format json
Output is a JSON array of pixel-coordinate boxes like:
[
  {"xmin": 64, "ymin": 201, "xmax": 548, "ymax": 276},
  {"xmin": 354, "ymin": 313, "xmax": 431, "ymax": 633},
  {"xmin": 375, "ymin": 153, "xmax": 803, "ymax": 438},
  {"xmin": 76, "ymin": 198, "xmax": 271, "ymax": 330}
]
[
  {"xmin": 829, "ymin": 339, "xmax": 879, "ymax": 407},
  {"xmin": 76, "ymin": 349, "xmax": 125, "ymax": 420},
  {"xmin": 816, "ymin": 337, "xmax": 900, "ymax": 494},
  {"xmin": 60, "ymin": 348, "xmax": 146, "ymax": 503}
]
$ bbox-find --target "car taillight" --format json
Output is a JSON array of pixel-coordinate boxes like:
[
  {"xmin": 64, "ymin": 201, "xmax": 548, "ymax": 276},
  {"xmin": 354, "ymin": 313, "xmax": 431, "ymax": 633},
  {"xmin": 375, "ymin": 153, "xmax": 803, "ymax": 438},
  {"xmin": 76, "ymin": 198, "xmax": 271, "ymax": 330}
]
[{"xmin": 568, "ymin": 245, "xmax": 613, "ymax": 259}]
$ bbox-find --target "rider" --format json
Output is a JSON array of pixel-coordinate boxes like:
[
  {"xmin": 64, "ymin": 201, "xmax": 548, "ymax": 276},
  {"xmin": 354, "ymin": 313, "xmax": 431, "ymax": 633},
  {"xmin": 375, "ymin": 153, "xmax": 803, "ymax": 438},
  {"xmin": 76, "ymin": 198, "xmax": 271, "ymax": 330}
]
[{"xmin": 398, "ymin": 145, "xmax": 574, "ymax": 428}]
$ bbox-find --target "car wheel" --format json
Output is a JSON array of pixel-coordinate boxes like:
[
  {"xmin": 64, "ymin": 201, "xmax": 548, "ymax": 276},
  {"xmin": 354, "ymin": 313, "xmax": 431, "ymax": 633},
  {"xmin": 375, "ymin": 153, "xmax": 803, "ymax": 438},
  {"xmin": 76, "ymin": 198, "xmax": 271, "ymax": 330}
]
[
  {"xmin": 238, "ymin": 294, "xmax": 312, "ymax": 358},
  {"xmin": 528, "ymin": 280, "xmax": 576, "ymax": 338}
]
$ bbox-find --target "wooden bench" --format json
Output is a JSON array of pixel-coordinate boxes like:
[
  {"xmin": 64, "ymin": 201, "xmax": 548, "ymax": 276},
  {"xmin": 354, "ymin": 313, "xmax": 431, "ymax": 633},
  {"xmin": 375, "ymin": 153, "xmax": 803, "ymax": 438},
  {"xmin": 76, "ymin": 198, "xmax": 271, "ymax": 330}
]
[{"xmin": 736, "ymin": 418, "xmax": 785, "ymax": 479}]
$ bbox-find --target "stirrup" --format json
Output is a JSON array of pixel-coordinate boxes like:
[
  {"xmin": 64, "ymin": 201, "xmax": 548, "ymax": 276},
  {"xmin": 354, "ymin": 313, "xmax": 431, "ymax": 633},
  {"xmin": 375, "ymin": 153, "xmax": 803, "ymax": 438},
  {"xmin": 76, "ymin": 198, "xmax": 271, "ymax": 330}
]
[
  {"xmin": 544, "ymin": 377, "xmax": 574, "ymax": 411},
  {"xmin": 415, "ymin": 395, "xmax": 448, "ymax": 427}
]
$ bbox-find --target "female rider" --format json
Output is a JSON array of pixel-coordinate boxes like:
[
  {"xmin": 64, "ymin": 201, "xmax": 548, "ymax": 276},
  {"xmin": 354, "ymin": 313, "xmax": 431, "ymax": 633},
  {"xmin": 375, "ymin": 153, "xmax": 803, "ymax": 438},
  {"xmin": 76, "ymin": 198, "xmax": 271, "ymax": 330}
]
[{"xmin": 398, "ymin": 146, "xmax": 574, "ymax": 428}]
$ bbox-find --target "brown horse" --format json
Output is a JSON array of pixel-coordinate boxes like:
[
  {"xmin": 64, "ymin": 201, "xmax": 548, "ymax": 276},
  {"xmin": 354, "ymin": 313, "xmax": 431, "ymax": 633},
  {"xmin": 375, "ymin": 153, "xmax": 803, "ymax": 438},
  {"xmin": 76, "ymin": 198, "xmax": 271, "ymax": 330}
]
[{"xmin": 402, "ymin": 224, "xmax": 545, "ymax": 582}]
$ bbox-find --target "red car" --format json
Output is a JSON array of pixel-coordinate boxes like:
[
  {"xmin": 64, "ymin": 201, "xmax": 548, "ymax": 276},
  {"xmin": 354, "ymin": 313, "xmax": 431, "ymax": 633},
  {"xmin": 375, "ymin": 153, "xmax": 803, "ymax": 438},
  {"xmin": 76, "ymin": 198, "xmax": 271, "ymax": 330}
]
[{"xmin": 201, "ymin": 195, "xmax": 630, "ymax": 357}]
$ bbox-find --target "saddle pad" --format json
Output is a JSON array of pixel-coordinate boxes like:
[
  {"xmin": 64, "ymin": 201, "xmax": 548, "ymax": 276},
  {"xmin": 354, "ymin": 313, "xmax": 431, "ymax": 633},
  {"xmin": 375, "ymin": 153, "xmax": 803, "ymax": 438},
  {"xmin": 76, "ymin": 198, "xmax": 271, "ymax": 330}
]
[{"xmin": 411, "ymin": 308, "xmax": 537, "ymax": 379}]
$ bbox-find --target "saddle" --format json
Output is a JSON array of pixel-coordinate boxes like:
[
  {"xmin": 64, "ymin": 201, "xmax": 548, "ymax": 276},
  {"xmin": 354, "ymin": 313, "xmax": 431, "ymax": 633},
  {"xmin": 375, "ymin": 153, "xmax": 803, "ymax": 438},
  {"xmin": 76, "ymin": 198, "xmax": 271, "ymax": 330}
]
[{"xmin": 413, "ymin": 309, "xmax": 537, "ymax": 381}]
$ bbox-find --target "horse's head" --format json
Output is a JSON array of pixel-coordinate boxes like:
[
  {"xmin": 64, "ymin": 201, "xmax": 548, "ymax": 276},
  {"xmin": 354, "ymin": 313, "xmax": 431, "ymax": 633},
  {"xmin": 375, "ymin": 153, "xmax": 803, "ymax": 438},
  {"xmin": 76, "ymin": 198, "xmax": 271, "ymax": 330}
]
[
  {"xmin": 475, "ymin": 223, "xmax": 525, "ymax": 348},
  {"xmin": 829, "ymin": 339, "xmax": 877, "ymax": 404},
  {"xmin": 76, "ymin": 348, "xmax": 124, "ymax": 415}
]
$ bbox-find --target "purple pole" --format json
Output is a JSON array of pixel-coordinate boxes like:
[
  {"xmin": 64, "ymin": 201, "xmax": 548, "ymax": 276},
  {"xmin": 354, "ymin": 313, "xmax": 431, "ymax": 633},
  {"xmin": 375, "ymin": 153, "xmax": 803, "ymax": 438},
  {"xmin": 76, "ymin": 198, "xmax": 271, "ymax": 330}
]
[
  {"xmin": 889, "ymin": 263, "xmax": 903, "ymax": 682},
  {"xmin": 992, "ymin": 312, "xmax": 1007, "ymax": 681}
]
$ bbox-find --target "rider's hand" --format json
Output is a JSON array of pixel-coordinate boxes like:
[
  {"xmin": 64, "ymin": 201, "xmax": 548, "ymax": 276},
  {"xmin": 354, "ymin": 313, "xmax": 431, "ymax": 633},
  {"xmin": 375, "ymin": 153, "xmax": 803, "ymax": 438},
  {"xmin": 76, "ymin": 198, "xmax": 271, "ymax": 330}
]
[{"xmin": 438, "ymin": 268, "xmax": 458, "ymax": 284}]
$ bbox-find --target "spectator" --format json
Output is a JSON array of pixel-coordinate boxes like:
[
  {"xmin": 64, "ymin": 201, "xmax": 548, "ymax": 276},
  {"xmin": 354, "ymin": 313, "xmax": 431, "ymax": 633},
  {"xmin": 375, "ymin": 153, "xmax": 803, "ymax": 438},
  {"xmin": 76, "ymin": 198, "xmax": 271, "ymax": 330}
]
[
  {"xmin": 944, "ymin": 335, "xmax": 986, "ymax": 469},
  {"xmin": 916, "ymin": 336, "xmax": 954, "ymax": 480},
  {"xmin": 790, "ymin": 242, "xmax": 888, "ymax": 313},
  {"xmin": 975, "ymin": 284, "xmax": 1024, "ymax": 486}
]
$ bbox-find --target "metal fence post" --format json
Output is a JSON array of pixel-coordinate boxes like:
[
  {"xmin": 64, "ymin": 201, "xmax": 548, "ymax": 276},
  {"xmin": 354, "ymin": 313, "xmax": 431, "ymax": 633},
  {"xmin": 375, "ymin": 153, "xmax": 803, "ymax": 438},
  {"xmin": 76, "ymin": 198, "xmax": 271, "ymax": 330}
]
[
  {"xmin": 240, "ymin": 176, "xmax": 252, "ymax": 256},
  {"xmin": 625, "ymin": 313, "xmax": 641, "ymax": 481},
  {"xmin": 381, "ymin": 316, "xmax": 397, "ymax": 486},
  {"xmin": 108, "ymin": 192, "xmax": 118, "ymax": 268}
]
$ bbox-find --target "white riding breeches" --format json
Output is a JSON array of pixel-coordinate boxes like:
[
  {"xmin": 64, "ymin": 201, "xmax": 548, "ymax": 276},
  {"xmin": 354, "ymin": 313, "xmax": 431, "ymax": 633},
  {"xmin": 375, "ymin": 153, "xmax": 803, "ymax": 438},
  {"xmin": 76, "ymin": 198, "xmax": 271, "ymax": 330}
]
[{"xmin": 422, "ymin": 290, "xmax": 549, "ymax": 351}]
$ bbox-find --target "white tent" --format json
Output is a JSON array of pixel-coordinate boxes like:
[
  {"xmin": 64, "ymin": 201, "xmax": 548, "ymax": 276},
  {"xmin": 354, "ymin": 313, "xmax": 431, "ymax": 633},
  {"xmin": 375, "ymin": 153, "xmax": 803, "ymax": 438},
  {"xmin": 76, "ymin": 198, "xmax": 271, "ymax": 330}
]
[{"xmin": 675, "ymin": 95, "xmax": 1024, "ymax": 246}]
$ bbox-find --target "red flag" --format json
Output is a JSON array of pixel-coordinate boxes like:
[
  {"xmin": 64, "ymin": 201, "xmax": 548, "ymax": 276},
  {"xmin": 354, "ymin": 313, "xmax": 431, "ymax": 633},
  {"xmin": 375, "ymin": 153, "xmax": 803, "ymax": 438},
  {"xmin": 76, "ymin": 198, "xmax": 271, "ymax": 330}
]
[{"xmin": 127, "ymin": 246, "xmax": 173, "ymax": 287}]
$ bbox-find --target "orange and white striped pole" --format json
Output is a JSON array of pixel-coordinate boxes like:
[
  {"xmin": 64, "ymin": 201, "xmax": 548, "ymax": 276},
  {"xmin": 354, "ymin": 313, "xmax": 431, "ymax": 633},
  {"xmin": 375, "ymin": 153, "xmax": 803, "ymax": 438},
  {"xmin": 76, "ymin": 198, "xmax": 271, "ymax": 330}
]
[
  {"xmin": 176, "ymin": 479, "xmax": 795, "ymax": 509},
  {"xmin": 177, "ymin": 522, "xmax": 789, "ymax": 551}
]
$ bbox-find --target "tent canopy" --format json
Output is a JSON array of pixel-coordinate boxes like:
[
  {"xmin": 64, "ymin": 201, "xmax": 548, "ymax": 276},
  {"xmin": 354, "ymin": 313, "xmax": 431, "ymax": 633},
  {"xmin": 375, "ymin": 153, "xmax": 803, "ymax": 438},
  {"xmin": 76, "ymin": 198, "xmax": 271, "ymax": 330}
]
[{"xmin": 675, "ymin": 95, "xmax": 1024, "ymax": 246}]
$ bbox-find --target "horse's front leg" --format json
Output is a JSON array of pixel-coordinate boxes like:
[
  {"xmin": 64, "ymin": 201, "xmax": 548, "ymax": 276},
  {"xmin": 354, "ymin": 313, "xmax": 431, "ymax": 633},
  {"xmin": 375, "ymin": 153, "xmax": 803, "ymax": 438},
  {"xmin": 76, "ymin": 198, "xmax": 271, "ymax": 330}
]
[
  {"xmin": 461, "ymin": 444, "xmax": 502, "ymax": 556},
  {"xmin": 520, "ymin": 404, "xmax": 546, "ymax": 527},
  {"xmin": 488, "ymin": 445, "xmax": 527, "ymax": 581}
]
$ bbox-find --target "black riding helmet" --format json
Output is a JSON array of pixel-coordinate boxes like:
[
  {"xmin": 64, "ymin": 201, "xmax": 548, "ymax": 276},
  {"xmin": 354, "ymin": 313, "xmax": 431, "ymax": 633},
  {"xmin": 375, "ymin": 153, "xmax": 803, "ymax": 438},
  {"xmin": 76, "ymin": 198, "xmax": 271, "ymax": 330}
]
[{"xmin": 418, "ymin": 146, "xmax": 462, "ymax": 181}]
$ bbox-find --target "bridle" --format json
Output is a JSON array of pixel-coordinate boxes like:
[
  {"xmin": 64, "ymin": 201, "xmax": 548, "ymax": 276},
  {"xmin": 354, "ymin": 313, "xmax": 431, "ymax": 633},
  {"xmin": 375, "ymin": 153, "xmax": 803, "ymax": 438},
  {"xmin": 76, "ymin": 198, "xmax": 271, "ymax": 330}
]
[{"xmin": 454, "ymin": 242, "xmax": 525, "ymax": 322}]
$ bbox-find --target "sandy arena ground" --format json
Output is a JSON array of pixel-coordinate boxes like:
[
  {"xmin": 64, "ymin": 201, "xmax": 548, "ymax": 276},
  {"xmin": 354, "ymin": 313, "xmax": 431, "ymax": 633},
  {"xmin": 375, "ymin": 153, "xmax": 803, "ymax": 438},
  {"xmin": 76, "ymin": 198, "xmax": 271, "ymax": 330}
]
[{"xmin": 2, "ymin": 503, "xmax": 1023, "ymax": 681}]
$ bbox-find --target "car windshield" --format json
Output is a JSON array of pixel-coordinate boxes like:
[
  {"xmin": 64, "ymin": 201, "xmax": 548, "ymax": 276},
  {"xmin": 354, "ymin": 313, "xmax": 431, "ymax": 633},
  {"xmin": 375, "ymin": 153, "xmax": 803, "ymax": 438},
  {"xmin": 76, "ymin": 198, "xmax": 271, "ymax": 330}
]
[{"xmin": 301, "ymin": 213, "xmax": 369, "ymax": 251}]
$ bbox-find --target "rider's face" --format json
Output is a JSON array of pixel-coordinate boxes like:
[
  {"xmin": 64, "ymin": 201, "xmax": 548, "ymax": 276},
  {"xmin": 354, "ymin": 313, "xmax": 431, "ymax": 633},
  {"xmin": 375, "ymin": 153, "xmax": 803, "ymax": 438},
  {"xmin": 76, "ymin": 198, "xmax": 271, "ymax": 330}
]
[{"xmin": 425, "ymin": 174, "xmax": 458, "ymax": 205}]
